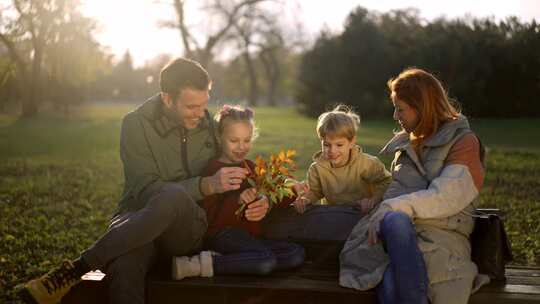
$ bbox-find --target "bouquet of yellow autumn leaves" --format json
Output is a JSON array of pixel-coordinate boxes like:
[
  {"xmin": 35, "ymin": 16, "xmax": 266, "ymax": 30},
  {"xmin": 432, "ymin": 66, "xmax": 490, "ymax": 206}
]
[{"xmin": 236, "ymin": 149, "xmax": 298, "ymax": 218}]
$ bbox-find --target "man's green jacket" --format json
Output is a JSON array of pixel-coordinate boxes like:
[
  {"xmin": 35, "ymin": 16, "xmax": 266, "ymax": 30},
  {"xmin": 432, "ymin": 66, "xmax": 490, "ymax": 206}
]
[{"xmin": 117, "ymin": 94, "xmax": 218, "ymax": 213}]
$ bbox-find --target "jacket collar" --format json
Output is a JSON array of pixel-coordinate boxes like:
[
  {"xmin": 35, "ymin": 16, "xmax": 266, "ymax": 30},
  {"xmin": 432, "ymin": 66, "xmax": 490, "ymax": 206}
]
[
  {"xmin": 423, "ymin": 114, "xmax": 470, "ymax": 147},
  {"xmin": 381, "ymin": 114, "xmax": 470, "ymax": 155},
  {"xmin": 137, "ymin": 94, "xmax": 210, "ymax": 138}
]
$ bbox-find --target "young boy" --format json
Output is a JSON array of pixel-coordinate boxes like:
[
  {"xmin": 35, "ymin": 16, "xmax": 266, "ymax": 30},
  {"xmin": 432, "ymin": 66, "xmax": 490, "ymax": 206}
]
[{"xmin": 293, "ymin": 105, "xmax": 392, "ymax": 214}]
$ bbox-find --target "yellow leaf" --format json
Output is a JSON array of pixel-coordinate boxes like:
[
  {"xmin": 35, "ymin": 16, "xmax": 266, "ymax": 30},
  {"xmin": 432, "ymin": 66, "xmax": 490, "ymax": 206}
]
[
  {"xmin": 278, "ymin": 150, "xmax": 286, "ymax": 161},
  {"xmin": 256, "ymin": 155, "xmax": 265, "ymax": 167},
  {"xmin": 286, "ymin": 149, "xmax": 296, "ymax": 158}
]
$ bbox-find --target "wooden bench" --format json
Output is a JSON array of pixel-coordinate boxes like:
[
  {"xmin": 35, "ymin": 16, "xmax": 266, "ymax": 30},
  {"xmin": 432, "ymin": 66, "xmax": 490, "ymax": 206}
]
[
  {"xmin": 62, "ymin": 207, "xmax": 537, "ymax": 303},
  {"xmin": 63, "ymin": 263, "xmax": 540, "ymax": 304}
]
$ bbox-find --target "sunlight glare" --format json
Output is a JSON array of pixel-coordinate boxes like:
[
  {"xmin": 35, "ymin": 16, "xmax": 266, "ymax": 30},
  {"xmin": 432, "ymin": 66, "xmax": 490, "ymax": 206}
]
[{"xmin": 80, "ymin": 0, "xmax": 182, "ymax": 67}]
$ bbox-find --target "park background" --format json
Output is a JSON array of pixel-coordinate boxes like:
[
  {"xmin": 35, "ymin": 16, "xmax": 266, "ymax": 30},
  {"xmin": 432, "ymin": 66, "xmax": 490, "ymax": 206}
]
[{"xmin": 1, "ymin": 0, "xmax": 539, "ymax": 302}]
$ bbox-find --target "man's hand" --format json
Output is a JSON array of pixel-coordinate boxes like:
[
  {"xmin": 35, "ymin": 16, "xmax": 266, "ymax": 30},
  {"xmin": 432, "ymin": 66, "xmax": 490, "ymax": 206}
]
[
  {"xmin": 200, "ymin": 167, "xmax": 249, "ymax": 196},
  {"xmin": 245, "ymin": 196, "xmax": 269, "ymax": 222}
]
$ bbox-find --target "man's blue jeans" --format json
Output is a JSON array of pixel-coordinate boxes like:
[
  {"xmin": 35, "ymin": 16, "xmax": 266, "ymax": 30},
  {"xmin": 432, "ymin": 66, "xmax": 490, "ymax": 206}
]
[
  {"xmin": 376, "ymin": 211, "xmax": 429, "ymax": 304},
  {"xmin": 205, "ymin": 228, "xmax": 305, "ymax": 275}
]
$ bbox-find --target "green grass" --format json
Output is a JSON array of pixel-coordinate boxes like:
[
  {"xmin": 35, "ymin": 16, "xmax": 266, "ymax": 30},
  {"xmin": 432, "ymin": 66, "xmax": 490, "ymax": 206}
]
[{"xmin": 1, "ymin": 103, "xmax": 539, "ymax": 302}]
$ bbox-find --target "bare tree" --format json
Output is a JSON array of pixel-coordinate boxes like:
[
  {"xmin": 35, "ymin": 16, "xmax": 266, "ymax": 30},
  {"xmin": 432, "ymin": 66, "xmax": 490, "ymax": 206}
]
[
  {"xmin": 0, "ymin": 0, "xmax": 102, "ymax": 117},
  {"xmin": 232, "ymin": 6, "xmax": 265, "ymax": 106},
  {"xmin": 164, "ymin": 0, "xmax": 270, "ymax": 67},
  {"xmin": 258, "ymin": 37, "xmax": 281, "ymax": 106},
  {"xmin": 231, "ymin": 2, "xmax": 303, "ymax": 106},
  {"xmin": 0, "ymin": 58, "xmax": 16, "ymax": 112},
  {"xmin": 45, "ymin": 8, "xmax": 106, "ymax": 114},
  {"xmin": 0, "ymin": 0, "xmax": 60, "ymax": 117},
  {"xmin": 163, "ymin": 0, "xmax": 304, "ymax": 106}
]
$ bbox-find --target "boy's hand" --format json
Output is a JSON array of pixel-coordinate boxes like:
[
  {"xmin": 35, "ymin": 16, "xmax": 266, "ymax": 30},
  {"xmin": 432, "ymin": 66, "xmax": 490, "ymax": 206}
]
[
  {"xmin": 292, "ymin": 196, "xmax": 310, "ymax": 214},
  {"xmin": 292, "ymin": 181, "xmax": 309, "ymax": 197},
  {"xmin": 239, "ymin": 187, "xmax": 258, "ymax": 205},
  {"xmin": 245, "ymin": 196, "xmax": 269, "ymax": 221}
]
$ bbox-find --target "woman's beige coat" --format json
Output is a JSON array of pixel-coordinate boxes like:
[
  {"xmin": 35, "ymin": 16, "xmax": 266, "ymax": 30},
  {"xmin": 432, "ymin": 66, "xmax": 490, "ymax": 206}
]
[{"xmin": 340, "ymin": 116, "xmax": 487, "ymax": 304}]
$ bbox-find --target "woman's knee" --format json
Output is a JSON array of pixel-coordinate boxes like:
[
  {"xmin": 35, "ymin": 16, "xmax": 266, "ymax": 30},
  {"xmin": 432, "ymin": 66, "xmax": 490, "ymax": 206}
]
[{"xmin": 380, "ymin": 211, "xmax": 414, "ymax": 237}]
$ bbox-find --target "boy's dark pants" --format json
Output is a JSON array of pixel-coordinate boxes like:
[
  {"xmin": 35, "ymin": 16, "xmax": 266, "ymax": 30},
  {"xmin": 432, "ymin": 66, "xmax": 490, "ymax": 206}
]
[
  {"xmin": 80, "ymin": 183, "xmax": 208, "ymax": 304},
  {"xmin": 263, "ymin": 205, "xmax": 362, "ymax": 267}
]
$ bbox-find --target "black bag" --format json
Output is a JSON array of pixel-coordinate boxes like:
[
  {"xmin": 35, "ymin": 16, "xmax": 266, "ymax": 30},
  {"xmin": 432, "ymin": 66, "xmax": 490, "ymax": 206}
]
[{"xmin": 470, "ymin": 209, "xmax": 513, "ymax": 281}]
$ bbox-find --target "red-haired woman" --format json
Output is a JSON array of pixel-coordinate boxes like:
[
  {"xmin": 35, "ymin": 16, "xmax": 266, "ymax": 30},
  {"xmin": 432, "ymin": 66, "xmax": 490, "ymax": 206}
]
[{"xmin": 340, "ymin": 68, "xmax": 486, "ymax": 304}]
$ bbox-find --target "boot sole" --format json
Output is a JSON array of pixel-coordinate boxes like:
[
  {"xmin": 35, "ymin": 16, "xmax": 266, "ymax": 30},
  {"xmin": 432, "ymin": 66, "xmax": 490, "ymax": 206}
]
[{"xmin": 17, "ymin": 287, "xmax": 40, "ymax": 304}]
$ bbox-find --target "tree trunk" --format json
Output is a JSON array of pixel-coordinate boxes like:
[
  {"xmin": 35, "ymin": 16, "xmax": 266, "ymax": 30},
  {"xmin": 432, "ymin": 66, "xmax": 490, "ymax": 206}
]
[
  {"xmin": 21, "ymin": 94, "xmax": 37, "ymax": 117},
  {"xmin": 260, "ymin": 48, "xmax": 280, "ymax": 106},
  {"xmin": 242, "ymin": 51, "xmax": 259, "ymax": 106},
  {"xmin": 197, "ymin": 49, "xmax": 212, "ymax": 69},
  {"xmin": 21, "ymin": 47, "xmax": 43, "ymax": 118}
]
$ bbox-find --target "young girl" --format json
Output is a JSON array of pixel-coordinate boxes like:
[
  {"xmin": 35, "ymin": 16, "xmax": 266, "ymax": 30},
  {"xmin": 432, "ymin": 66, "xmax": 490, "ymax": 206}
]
[
  {"xmin": 172, "ymin": 104, "xmax": 305, "ymax": 280},
  {"xmin": 293, "ymin": 105, "xmax": 392, "ymax": 214}
]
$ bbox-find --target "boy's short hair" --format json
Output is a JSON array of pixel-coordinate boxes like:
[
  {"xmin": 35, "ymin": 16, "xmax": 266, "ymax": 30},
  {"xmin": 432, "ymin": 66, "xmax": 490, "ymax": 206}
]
[{"xmin": 317, "ymin": 105, "xmax": 360, "ymax": 141}]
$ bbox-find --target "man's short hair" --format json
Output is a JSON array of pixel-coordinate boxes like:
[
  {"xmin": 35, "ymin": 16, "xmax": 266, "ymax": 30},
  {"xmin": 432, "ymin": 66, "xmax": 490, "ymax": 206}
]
[{"xmin": 159, "ymin": 58, "xmax": 211, "ymax": 99}]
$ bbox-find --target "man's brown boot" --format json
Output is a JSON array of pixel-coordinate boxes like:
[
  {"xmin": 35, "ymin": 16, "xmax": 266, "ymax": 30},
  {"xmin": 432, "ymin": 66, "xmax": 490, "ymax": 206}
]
[{"xmin": 18, "ymin": 261, "xmax": 81, "ymax": 304}]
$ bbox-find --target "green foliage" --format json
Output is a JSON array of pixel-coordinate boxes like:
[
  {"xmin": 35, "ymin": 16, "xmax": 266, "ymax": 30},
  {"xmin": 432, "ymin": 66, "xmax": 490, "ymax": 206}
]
[
  {"xmin": 296, "ymin": 7, "xmax": 540, "ymax": 118},
  {"xmin": 0, "ymin": 104, "xmax": 539, "ymax": 302},
  {"xmin": 0, "ymin": 0, "xmax": 114, "ymax": 117}
]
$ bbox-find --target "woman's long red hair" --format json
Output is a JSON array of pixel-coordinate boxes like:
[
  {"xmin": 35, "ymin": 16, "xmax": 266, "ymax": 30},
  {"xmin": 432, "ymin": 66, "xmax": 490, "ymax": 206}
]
[{"xmin": 387, "ymin": 68, "xmax": 460, "ymax": 149}]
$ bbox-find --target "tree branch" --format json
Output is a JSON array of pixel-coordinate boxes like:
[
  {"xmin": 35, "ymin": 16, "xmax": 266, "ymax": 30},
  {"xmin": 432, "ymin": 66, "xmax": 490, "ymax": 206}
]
[
  {"xmin": 204, "ymin": 0, "xmax": 268, "ymax": 56},
  {"xmin": 173, "ymin": 0, "xmax": 197, "ymax": 57},
  {"xmin": 0, "ymin": 32, "xmax": 28, "ymax": 80}
]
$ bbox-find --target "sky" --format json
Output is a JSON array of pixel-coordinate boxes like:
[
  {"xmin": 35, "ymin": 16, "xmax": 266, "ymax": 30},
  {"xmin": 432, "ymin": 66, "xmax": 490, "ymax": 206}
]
[{"xmin": 80, "ymin": 0, "xmax": 540, "ymax": 67}]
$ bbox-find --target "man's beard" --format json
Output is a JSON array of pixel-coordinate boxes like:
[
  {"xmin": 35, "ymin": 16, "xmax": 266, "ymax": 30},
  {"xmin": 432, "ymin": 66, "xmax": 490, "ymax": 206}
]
[{"xmin": 162, "ymin": 103, "xmax": 183, "ymax": 126}]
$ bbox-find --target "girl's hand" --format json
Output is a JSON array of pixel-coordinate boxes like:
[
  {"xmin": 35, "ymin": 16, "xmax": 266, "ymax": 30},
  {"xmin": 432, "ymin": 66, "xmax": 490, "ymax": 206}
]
[
  {"xmin": 292, "ymin": 196, "xmax": 310, "ymax": 214},
  {"xmin": 245, "ymin": 196, "xmax": 270, "ymax": 221},
  {"xmin": 239, "ymin": 187, "xmax": 258, "ymax": 205}
]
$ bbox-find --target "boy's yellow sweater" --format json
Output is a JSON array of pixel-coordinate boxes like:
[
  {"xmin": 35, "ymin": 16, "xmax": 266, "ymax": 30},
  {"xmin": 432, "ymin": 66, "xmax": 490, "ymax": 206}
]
[{"xmin": 304, "ymin": 146, "xmax": 392, "ymax": 205}]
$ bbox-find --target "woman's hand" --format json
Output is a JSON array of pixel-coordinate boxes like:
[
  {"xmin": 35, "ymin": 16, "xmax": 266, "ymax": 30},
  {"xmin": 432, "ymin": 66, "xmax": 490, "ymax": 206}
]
[
  {"xmin": 244, "ymin": 195, "xmax": 270, "ymax": 221},
  {"xmin": 367, "ymin": 204, "xmax": 393, "ymax": 245}
]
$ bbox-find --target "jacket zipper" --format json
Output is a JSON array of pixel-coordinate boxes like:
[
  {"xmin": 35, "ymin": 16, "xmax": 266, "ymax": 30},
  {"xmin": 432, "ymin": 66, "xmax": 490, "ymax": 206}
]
[{"xmin": 181, "ymin": 130, "xmax": 192, "ymax": 178}]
